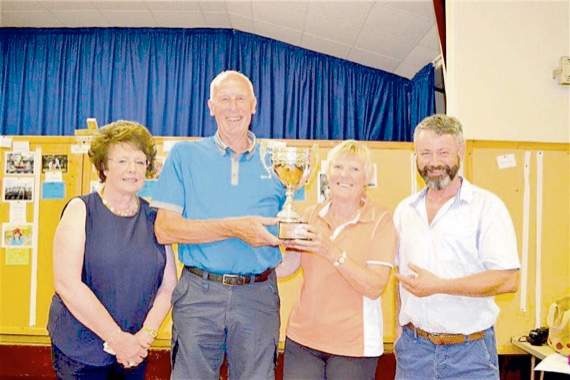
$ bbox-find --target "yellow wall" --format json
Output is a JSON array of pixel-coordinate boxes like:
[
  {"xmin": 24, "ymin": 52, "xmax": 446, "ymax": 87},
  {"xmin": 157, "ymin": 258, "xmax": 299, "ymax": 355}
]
[{"xmin": 1, "ymin": 137, "xmax": 568, "ymax": 354}]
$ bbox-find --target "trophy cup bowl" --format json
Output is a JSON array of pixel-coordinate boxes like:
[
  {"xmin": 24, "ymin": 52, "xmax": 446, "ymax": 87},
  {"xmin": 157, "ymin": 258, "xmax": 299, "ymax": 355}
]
[{"xmin": 261, "ymin": 144, "xmax": 314, "ymax": 240}]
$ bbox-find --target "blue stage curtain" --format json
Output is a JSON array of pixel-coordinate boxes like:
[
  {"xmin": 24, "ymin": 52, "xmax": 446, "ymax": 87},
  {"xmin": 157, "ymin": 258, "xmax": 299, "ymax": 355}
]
[
  {"xmin": 409, "ymin": 63, "xmax": 436, "ymax": 140},
  {"xmin": 0, "ymin": 28, "xmax": 434, "ymax": 141}
]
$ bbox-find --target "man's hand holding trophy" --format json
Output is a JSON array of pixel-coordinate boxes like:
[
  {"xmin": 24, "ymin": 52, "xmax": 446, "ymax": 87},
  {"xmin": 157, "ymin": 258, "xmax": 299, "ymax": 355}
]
[{"xmin": 260, "ymin": 141, "xmax": 317, "ymax": 240}]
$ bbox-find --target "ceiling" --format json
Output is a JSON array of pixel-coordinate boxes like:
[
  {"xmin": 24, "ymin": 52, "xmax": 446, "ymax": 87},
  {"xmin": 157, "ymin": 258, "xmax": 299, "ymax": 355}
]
[{"xmin": 0, "ymin": 0, "xmax": 441, "ymax": 79}]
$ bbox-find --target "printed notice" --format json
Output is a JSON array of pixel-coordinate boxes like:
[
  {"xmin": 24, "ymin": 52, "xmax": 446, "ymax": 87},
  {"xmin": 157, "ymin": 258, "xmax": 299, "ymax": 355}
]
[
  {"xmin": 9, "ymin": 202, "xmax": 27, "ymax": 223},
  {"xmin": 42, "ymin": 182, "xmax": 65, "ymax": 200},
  {"xmin": 497, "ymin": 154, "xmax": 517, "ymax": 169},
  {"xmin": 71, "ymin": 144, "xmax": 90, "ymax": 154},
  {"xmin": 5, "ymin": 248, "xmax": 29, "ymax": 266}
]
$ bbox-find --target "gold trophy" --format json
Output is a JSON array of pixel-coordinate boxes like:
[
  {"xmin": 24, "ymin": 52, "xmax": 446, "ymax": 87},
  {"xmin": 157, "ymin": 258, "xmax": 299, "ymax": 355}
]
[{"xmin": 260, "ymin": 142, "xmax": 316, "ymax": 239}]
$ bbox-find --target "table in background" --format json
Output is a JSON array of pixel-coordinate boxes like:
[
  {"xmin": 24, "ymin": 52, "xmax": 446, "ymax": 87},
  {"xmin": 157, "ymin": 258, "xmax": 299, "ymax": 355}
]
[{"xmin": 511, "ymin": 336, "xmax": 556, "ymax": 380}]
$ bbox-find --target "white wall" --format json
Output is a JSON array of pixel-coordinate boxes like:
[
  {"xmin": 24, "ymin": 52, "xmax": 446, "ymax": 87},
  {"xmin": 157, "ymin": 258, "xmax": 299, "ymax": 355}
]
[{"xmin": 446, "ymin": 1, "xmax": 570, "ymax": 143}]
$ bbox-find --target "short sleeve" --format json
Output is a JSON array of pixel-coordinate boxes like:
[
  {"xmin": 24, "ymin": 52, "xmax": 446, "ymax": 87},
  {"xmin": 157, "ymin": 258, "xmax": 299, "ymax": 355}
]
[
  {"xmin": 366, "ymin": 210, "xmax": 397, "ymax": 268},
  {"xmin": 150, "ymin": 144, "xmax": 187, "ymax": 214},
  {"xmin": 478, "ymin": 197, "xmax": 520, "ymax": 270}
]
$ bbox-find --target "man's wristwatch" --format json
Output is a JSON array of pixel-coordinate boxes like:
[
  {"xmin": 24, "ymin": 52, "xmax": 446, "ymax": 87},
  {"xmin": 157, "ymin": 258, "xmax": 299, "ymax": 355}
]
[{"xmin": 333, "ymin": 251, "xmax": 347, "ymax": 267}]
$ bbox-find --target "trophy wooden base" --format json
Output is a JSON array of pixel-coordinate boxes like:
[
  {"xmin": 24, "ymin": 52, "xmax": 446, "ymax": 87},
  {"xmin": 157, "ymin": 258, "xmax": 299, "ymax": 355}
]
[{"xmin": 279, "ymin": 221, "xmax": 310, "ymax": 240}]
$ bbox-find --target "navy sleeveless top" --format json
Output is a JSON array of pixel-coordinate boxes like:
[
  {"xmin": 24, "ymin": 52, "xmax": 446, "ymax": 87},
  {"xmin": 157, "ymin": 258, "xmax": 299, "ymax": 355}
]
[{"xmin": 47, "ymin": 192, "xmax": 166, "ymax": 366}]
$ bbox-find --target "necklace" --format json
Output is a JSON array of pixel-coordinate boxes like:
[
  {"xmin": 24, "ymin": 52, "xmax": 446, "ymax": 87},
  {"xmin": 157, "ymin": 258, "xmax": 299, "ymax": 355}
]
[{"xmin": 98, "ymin": 187, "xmax": 139, "ymax": 217}]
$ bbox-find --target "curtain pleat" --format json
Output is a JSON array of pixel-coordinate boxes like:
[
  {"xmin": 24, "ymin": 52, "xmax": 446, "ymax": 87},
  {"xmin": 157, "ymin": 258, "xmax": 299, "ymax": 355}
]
[{"xmin": 0, "ymin": 28, "xmax": 434, "ymax": 141}]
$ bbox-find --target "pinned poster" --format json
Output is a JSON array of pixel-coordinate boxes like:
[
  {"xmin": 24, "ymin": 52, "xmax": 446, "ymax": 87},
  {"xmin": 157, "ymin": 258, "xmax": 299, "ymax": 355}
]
[
  {"xmin": 497, "ymin": 153, "xmax": 517, "ymax": 169},
  {"xmin": 2, "ymin": 223, "xmax": 33, "ymax": 248},
  {"xmin": 5, "ymin": 248, "xmax": 29, "ymax": 266},
  {"xmin": 42, "ymin": 154, "xmax": 68, "ymax": 173},
  {"xmin": 0, "ymin": 136, "xmax": 12, "ymax": 148},
  {"xmin": 42, "ymin": 182, "xmax": 65, "ymax": 200},
  {"xmin": 9, "ymin": 202, "xmax": 27, "ymax": 223},
  {"xmin": 4, "ymin": 151, "xmax": 35, "ymax": 175},
  {"xmin": 12, "ymin": 141, "xmax": 29, "ymax": 153},
  {"xmin": 368, "ymin": 163, "xmax": 378, "ymax": 188},
  {"xmin": 3, "ymin": 177, "xmax": 34, "ymax": 202},
  {"xmin": 45, "ymin": 171, "xmax": 63, "ymax": 182},
  {"xmin": 317, "ymin": 172, "xmax": 330, "ymax": 203},
  {"xmin": 71, "ymin": 144, "xmax": 90, "ymax": 154}
]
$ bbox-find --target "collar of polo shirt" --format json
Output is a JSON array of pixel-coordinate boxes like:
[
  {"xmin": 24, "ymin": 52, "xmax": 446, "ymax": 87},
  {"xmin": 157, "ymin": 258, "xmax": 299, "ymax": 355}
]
[{"xmin": 213, "ymin": 131, "xmax": 257, "ymax": 160}]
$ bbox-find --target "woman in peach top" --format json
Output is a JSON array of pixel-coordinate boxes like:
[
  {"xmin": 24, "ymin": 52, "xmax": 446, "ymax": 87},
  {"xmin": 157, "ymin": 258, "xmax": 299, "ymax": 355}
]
[{"xmin": 279, "ymin": 140, "xmax": 397, "ymax": 380}]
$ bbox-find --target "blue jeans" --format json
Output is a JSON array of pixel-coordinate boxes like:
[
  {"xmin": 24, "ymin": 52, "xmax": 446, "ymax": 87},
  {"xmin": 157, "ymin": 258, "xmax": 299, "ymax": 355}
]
[
  {"xmin": 283, "ymin": 337, "xmax": 379, "ymax": 380},
  {"xmin": 170, "ymin": 268, "xmax": 280, "ymax": 380},
  {"xmin": 395, "ymin": 325, "xmax": 499, "ymax": 380},
  {"xmin": 51, "ymin": 345, "xmax": 146, "ymax": 380}
]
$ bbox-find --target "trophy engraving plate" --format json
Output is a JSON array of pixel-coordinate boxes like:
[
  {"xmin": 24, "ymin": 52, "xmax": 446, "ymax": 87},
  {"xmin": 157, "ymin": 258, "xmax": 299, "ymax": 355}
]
[{"xmin": 279, "ymin": 221, "xmax": 310, "ymax": 240}]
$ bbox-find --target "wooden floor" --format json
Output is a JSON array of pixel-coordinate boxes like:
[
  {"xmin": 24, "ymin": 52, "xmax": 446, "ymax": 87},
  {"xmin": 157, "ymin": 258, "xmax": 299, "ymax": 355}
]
[{"xmin": 0, "ymin": 345, "xmax": 549, "ymax": 380}]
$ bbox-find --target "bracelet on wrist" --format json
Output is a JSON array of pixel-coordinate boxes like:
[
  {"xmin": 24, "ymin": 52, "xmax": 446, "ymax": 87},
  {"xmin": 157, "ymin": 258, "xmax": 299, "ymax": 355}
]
[
  {"xmin": 142, "ymin": 326, "xmax": 158, "ymax": 339},
  {"xmin": 333, "ymin": 251, "xmax": 347, "ymax": 267}
]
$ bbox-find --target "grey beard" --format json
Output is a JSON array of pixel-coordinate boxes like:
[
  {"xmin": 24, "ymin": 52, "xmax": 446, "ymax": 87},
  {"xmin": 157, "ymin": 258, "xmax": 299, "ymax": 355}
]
[
  {"xmin": 419, "ymin": 163, "xmax": 460, "ymax": 191},
  {"xmin": 425, "ymin": 175, "xmax": 452, "ymax": 191}
]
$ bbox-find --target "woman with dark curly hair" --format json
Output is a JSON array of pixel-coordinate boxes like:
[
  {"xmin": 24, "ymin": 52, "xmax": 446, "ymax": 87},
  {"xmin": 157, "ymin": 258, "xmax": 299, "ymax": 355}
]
[{"xmin": 47, "ymin": 120, "xmax": 177, "ymax": 379}]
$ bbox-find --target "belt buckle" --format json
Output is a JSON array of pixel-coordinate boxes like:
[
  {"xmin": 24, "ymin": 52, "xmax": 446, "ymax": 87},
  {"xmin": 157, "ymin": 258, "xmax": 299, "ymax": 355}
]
[{"xmin": 222, "ymin": 274, "xmax": 242, "ymax": 286}]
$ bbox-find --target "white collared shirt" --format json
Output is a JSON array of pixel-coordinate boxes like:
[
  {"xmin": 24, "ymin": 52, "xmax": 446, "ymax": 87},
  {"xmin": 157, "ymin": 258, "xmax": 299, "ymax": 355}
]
[{"xmin": 394, "ymin": 178, "xmax": 520, "ymax": 334}]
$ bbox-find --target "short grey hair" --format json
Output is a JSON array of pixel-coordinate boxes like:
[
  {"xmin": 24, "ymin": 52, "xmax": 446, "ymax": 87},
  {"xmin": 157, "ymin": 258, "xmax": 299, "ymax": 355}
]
[
  {"xmin": 413, "ymin": 114, "xmax": 464, "ymax": 144},
  {"xmin": 209, "ymin": 70, "xmax": 255, "ymax": 100}
]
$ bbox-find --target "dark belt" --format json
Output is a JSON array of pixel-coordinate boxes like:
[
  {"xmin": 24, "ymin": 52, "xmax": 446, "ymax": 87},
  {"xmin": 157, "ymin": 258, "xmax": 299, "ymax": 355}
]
[
  {"xmin": 185, "ymin": 266, "xmax": 273, "ymax": 286},
  {"xmin": 404, "ymin": 323, "xmax": 486, "ymax": 345}
]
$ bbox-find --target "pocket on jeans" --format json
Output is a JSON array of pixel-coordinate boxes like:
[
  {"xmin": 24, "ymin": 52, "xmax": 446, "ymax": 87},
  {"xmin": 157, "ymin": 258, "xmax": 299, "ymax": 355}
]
[
  {"xmin": 394, "ymin": 332, "xmax": 405, "ymax": 361},
  {"xmin": 469, "ymin": 339, "xmax": 498, "ymax": 371}
]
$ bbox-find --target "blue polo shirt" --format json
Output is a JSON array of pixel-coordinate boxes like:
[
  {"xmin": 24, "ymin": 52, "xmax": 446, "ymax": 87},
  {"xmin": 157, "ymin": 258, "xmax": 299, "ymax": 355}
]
[{"xmin": 151, "ymin": 134, "xmax": 285, "ymax": 275}]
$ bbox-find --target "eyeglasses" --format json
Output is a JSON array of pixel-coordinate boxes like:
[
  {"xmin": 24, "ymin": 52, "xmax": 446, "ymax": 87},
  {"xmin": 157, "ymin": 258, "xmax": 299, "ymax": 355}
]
[{"xmin": 107, "ymin": 158, "xmax": 148, "ymax": 169}]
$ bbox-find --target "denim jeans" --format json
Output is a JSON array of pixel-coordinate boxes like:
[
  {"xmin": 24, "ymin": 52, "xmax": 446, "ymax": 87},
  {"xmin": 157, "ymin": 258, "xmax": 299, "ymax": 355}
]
[
  {"xmin": 51, "ymin": 345, "xmax": 146, "ymax": 380},
  {"xmin": 283, "ymin": 337, "xmax": 379, "ymax": 380},
  {"xmin": 170, "ymin": 269, "xmax": 280, "ymax": 380},
  {"xmin": 395, "ymin": 325, "xmax": 499, "ymax": 380}
]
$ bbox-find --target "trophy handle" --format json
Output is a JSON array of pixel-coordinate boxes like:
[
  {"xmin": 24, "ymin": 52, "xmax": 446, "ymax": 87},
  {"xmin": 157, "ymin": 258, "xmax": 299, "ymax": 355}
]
[
  {"xmin": 301, "ymin": 144, "xmax": 320, "ymax": 187},
  {"xmin": 259, "ymin": 140, "xmax": 273, "ymax": 179}
]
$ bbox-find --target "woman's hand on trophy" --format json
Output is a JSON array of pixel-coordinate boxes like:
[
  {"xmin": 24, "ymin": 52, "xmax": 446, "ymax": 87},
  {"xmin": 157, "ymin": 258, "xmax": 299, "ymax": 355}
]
[
  {"xmin": 232, "ymin": 216, "xmax": 281, "ymax": 247},
  {"xmin": 282, "ymin": 226, "xmax": 338, "ymax": 264}
]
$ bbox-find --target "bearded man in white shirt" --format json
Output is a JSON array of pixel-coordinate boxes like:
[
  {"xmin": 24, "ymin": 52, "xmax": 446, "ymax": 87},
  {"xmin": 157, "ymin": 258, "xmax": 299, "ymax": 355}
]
[{"xmin": 394, "ymin": 114, "xmax": 520, "ymax": 380}]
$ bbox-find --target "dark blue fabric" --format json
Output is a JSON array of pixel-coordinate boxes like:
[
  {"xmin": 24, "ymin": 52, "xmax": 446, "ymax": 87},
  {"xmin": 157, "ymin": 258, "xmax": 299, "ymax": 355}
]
[
  {"xmin": 0, "ymin": 28, "xmax": 434, "ymax": 141},
  {"xmin": 409, "ymin": 63, "xmax": 436, "ymax": 141},
  {"xmin": 47, "ymin": 193, "xmax": 166, "ymax": 366}
]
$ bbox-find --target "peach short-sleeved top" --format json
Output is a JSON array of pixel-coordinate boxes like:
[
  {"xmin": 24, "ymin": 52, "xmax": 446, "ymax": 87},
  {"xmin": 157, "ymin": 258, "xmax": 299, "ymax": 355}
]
[{"xmin": 286, "ymin": 199, "xmax": 397, "ymax": 357}]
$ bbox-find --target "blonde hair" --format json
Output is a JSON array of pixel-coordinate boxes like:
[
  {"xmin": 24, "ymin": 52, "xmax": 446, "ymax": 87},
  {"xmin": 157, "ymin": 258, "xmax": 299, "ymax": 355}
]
[
  {"xmin": 209, "ymin": 70, "xmax": 255, "ymax": 100},
  {"xmin": 88, "ymin": 120, "xmax": 157, "ymax": 182},
  {"xmin": 326, "ymin": 140, "xmax": 374, "ymax": 184}
]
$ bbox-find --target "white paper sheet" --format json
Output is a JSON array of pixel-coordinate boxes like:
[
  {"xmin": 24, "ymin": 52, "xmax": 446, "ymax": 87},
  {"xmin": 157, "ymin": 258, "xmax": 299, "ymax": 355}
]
[
  {"xmin": 44, "ymin": 171, "xmax": 63, "ymax": 182},
  {"xmin": 0, "ymin": 136, "xmax": 12, "ymax": 148},
  {"xmin": 534, "ymin": 353, "xmax": 570, "ymax": 374},
  {"xmin": 12, "ymin": 141, "xmax": 29, "ymax": 152},
  {"xmin": 496, "ymin": 153, "xmax": 516, "ymax": 169},
  {"xmin": 71, "ymin": 144, "xmax": 90, "ymax": 154},
  {"xmin": 9, "ymin": 202, "xmax": 27, "ymax": 223}
]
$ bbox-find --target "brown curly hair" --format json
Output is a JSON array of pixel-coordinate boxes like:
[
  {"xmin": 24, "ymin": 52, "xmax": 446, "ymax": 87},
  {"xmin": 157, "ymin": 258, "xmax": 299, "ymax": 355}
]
[{"xmin": 88, "ymin": 120, "xmax": 157, "ymax": 182}]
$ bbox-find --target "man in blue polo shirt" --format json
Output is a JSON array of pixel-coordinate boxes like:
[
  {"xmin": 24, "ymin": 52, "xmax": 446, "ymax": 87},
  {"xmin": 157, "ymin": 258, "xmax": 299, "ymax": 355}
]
[{"xmin": 151, "ymin": 70, "xmax": 285, "ymax": 379}]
